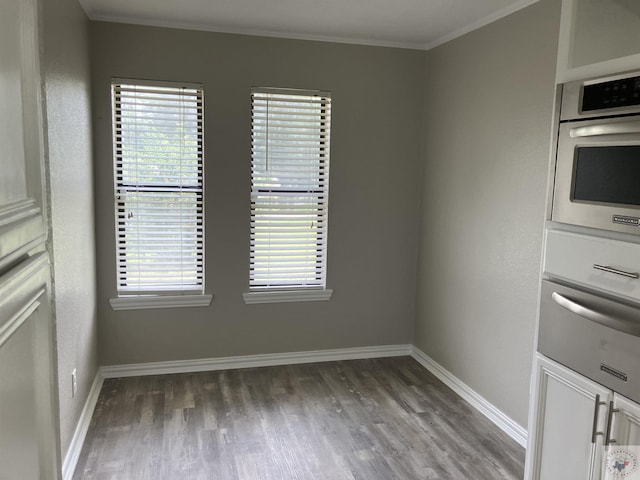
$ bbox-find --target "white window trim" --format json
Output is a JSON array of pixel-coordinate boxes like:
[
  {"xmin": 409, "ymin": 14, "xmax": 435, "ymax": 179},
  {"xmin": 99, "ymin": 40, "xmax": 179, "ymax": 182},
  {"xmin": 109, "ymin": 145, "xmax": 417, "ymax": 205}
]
[
  {"xmin": 110, "ymin": 294, "xmax": 213, "ymax": 311},
  {"xmin": 248, "ymin": 87, "xmax": 332, "ymax": 293},
  {"xmin": 111, "ymin": 78, "xmax": 206, "ymax": 300},
  {"xmin": 243, "ymin": 288, "xmax": 332, "ymax": 305}
]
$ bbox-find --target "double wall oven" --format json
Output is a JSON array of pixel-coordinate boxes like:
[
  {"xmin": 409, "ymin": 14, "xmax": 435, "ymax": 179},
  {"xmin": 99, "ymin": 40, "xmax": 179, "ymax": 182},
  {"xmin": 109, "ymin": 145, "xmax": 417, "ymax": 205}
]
[
  {"xmin": 527, "ymin": 70, "xmax": 640, "ymax": 480},
  {"xmin": 541, "ymin": 69, "xmax": 640, "ymax": 454},
  {"xmin": 543, "ymin": 70, "xmax": 640, "ymax": 385}
]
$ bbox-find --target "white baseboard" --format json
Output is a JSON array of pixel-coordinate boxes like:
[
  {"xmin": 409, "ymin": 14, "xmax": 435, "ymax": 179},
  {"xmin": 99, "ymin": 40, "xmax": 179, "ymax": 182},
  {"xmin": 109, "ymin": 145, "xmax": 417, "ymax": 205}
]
[
  {"xmin": 411, "ymin": 346, "xmax": 528, "ymax": 448},
  {"xmin": 61, "ymin": 370, "xmax": 105, "ymax": 480},
  {"xmin": 100, "ymin": 344, "xmax": 413, "ymax": 378}
]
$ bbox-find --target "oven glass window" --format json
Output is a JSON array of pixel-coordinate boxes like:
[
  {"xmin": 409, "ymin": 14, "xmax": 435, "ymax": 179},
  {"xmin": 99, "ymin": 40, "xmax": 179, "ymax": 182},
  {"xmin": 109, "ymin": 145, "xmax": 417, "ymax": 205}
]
[{"xmin": 573, "ymin": 146, "xmax": 640, "ymax": 205}]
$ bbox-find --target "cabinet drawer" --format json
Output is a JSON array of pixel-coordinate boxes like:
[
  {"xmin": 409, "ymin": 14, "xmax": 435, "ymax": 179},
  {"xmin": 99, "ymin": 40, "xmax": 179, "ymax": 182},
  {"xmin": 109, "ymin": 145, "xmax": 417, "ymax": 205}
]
[{"xmin": 544, "ymin": 229, "xmax": 640, "ymax": 305}]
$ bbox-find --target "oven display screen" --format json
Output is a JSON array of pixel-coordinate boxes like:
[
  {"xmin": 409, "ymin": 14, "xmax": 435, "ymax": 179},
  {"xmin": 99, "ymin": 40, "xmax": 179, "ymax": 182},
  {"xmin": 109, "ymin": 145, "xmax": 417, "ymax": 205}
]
[{"xmin": 574, "ymin": 146, "xmax": 640, "ymax": 205}]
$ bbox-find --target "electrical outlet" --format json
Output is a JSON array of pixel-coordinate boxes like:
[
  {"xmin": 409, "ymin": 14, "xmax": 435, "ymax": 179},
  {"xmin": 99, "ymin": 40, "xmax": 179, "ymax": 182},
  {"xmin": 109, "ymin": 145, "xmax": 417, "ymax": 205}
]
[{"xmin": 71, "ymin": 368, "xmax": 77, "ymax": 398}]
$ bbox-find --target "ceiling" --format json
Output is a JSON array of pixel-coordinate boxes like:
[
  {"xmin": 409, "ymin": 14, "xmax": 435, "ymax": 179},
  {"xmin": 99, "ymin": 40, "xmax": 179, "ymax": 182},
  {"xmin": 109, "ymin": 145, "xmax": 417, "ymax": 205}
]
[{"xmin": 78, "ymin": 0, "xmax": 539, "ymax": 50}]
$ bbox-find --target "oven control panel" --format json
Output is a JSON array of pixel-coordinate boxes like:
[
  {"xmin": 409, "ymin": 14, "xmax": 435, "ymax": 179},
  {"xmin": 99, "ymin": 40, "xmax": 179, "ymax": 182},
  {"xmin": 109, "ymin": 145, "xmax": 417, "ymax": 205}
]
[{"xmin": 582, "ymin": 74, "xmax": 640, "ymax": 111}]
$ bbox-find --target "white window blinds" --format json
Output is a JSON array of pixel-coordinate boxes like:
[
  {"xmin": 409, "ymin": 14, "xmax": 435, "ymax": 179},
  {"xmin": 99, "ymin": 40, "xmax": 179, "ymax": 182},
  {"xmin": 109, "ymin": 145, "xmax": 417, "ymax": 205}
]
[
  {"xmin": 112, "ymin": 80, "xmax": 204, "ymax": 295},
  {"xmin": 250, "ymin": 88, "xmax": 331, "ymax": 290}
]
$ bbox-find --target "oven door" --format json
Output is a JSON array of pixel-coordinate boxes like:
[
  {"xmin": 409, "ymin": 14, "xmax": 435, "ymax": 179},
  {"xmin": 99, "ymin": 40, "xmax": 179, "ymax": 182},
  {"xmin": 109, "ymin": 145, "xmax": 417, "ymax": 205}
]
[
  {"xmin": 552, "ymin": 116, "xmax": 640, "ymax": 234},
  {"xmin": 538, "ymin": 280, "xmax": 640, "ymax": 404}
]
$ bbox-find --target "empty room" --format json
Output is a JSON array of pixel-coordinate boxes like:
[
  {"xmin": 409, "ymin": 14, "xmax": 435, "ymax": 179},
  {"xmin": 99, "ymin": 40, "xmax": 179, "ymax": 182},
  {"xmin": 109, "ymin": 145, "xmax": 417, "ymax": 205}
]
[{"xmin": 3, "ymin": 0, "xmax": 640, "ymax": 479}]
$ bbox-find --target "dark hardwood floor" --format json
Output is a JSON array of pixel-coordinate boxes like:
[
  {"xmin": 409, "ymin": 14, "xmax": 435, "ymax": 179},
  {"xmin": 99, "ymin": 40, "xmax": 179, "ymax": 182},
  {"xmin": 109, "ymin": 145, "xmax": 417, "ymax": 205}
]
[{"xmin": 73, "ymin": 356, "xmax": 525, "ymax": 479}]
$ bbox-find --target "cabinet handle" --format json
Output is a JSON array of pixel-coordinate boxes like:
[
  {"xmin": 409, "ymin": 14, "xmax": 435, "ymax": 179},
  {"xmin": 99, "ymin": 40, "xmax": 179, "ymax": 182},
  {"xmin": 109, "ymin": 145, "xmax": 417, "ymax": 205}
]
[
  {"xmin": 591, "ymin": 394, "xmax": 607, "ymax": 444},
  {"xmin": 605, "ymin": 400, "xmax": 619, "ymax": 446},
  {"xmin": 593, "ymin": 264, "xmax": 639, "ymax": 279}
]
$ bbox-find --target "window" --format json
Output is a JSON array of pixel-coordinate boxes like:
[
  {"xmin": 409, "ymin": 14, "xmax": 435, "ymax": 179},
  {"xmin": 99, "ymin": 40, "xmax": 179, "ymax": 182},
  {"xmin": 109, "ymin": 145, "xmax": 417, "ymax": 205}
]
[
  {"xmin": 110, "ymin": 79, "xmax": 209, "ymax": 308},
  {"xmin": 245, "ymin": 88, "xmax": 332, "ymax": 303}
]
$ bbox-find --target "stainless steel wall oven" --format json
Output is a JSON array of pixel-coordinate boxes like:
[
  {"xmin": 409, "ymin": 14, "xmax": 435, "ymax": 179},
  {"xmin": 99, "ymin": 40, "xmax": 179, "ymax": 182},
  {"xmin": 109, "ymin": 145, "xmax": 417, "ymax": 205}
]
[{"xmin": 553, "ymin": 71, "xmax": 640, "ymax": 235}]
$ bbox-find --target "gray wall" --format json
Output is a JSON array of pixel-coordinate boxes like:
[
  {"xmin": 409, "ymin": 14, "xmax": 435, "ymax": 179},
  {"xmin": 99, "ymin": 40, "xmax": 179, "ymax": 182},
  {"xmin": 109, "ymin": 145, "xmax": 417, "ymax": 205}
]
[
  {"xmin": 90, "ymin": 23, "xmax": 424, "ymax": 365},
  {"xmin": 89, "ymin": 2, "xmax": 562, "ymax": 431},
  {"xmin": 415, "ymin": 0, "xmax": 560, "ymax": 427},
  {"xmin": 42, "ymin": 0, "xmax": 98, "ymax": 457}
]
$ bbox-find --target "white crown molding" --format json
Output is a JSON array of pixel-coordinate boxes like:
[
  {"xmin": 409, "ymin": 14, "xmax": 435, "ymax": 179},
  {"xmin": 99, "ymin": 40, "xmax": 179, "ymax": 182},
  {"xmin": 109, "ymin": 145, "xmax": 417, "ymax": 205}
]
[
  {"xmin": 101, "ymin": 344, "xmax": 412, "ymax": 378},
  {"xmin": 86, "ymin": 15, "xmax": 426, "ymax": 50},
  {"xmin": 410, "ymin": 346, "xmax": 527, "ymax": 448},
  {"xmin": 62, "ymin": 371, "xmax": 105, "ymax": 480},
  {"xmin": 81, "ymin": 0, "xmax": 540, "ymax": 52},
  {"xmin": 422, "ymin": 0, "xmax": 541, "ymax": 50}
]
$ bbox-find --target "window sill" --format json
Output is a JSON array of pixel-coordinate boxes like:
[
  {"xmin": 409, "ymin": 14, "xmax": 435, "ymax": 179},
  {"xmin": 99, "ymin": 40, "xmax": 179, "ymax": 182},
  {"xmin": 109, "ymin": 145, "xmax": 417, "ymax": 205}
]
[
  {"xmin": 109, "ymin": 294, "xmax": 213, "ymax": 311},
  {"xmin": 243, "ymin": 288, "xmax": 333, "ymax": 305}
]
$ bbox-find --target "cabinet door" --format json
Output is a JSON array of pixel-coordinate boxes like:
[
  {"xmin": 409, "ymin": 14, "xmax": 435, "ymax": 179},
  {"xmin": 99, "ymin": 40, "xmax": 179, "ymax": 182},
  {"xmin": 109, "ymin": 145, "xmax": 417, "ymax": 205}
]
[
  {"xmin": 557, "ymin": 0, "xmax": 640, "ymax": 82},
  {"xmin": 0, "ymin": 257, "xmax": 55, "ymax": 480},
  {"xmin": 599, "ymin": 394, "xmax": 640, "ymax": 479},
  {"xmin": 525, "ymin": 354, "xmax": 612, "ymax": 480},
  {"xmin": 609, "ymin": 394, "xmax": 640, "ymax": 447},
  {"xmin": 0, "ymin": 0, "xmax": 57, "ymax": 477}
]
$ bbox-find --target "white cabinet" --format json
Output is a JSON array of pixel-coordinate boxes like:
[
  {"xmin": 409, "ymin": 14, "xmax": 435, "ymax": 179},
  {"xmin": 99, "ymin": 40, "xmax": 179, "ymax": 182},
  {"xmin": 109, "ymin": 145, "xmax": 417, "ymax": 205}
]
[
  {"xmin": 526, "ymin": 354, "xmax": 611, "ymax": 480},
  {"xmin": 557, "ymin": 0, "xmax": 640, "ymax": 83},
  {"xmin": 526, "ymin": 354, "xmax": 640, "ymax": 480},
  {"xmin": 0, "ymin": 0, "xmax": 58, "ymax": 477}
]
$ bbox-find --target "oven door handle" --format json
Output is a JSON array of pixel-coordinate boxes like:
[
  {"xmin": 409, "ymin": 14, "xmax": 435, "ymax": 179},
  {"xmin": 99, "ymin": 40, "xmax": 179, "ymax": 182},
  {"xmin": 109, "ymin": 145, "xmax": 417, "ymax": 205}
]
[
  {"xmin": 552, "ymin": 291, "xmax": 640, "ymax": 337},
  {"xmin": 570, "ymin": 120, "xmax": 640, "ymax": 138}
]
